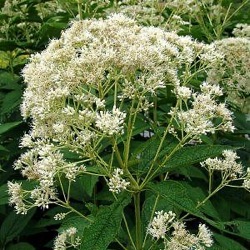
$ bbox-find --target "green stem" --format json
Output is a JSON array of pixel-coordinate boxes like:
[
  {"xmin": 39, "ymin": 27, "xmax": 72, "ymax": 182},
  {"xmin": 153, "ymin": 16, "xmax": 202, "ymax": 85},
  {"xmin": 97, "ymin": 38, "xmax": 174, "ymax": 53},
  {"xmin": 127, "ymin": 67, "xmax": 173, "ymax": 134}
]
[
  {"xmin": 122, "ymin": 213, "xmax": 137, "ymax": 250},
  {"xmin": 67, "ymin": 180, "xmax": 71, "ymax": 203},
  {"xmin": 57, "ymin": 199, "xmax": 92, "ymax": 222},
  {"xmin": 124, "ymin": 99, "xmax": 137, "ymax": 168},
  {"xmin": 58, "ymin": 174, "xmax": 67, "ymax": 202},
  {"xmin": 198, "ymin": 183, "xmax": 224, "ymax": 208},
  {"xmin": 208, "ymin": 170, "xmax": 213, "ymax": 195},
  {"xmin": 115, "ymin": 237, "xmax": 127, "ymax": 250},
  {"xmin": 77, "ymin": 0, "xmax": 83, "ymax": 20},
  {"xmin": 140, "ymin": 137, "xmax": 186, "ymax": 189},
  {"xmin": 140, "ymin": 101, "xmax": 180, "ymax": 188},
  {"xmin": 111, "ymin": 137, "xmax": 138, "ymax": 189},
  {"xmin": 134, "ymin": 192, "xmax": 142, "ymax": 250},
  {"xmin": 142, "ymin": 195, "xmax": 159, "ymax": 248}
]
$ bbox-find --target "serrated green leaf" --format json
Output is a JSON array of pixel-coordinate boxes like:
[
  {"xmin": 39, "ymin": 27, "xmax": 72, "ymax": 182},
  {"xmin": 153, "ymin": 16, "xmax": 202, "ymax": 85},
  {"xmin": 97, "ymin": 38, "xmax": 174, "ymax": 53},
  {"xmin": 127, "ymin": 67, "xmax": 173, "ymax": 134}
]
[
  {"xmin": 0, "ymin": 121, "xmax": 22, "ymax": 135},
  {"xmin": 80, "ymin": 194, "xmax": 131, "ymax": 250},
  {"xmin": 147, "ymin": 180, "xmax": 204, "ymax": 217},
  {"xmin": 147, "ymin": 180, "xmax": 225, "ymax": 230},
  {"xmin": 175, "ymin": 181, "xmax": 220, "ymax": 220},
  {"xmin": 59, "ymin": 215, "xmax": 90, "ymax": 236},
  {"xmin": 129, "ymin": 134, "xmax": 177, "ymax": 176},
  {"xmin": 176, "ymin": 165, "xmax": 208, "ymax": 181},
  {"xmin": 0, "ymin": 209, "xmax": 35, "ymax": 245},
  {"xmin": 6, "ymin": 242, "xmax": 35, "ymax": 250},
  {"xmin": 162, "ymin": 144, "xmax": 235, "ymax": 172}
]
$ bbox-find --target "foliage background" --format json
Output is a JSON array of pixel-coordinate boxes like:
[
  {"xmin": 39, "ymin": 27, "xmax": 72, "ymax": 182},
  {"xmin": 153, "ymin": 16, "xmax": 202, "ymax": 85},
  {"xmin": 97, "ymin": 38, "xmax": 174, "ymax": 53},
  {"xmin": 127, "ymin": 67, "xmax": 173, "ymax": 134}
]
[{"xmin": 0, "ymin": 0, "xmax": 249, "ymax": 249}]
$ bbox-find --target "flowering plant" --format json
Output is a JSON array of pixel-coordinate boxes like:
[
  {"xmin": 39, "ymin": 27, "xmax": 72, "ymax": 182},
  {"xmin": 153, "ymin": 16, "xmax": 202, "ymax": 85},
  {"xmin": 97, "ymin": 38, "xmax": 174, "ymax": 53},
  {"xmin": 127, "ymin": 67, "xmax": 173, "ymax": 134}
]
[{"xmin": 3, "ymin": 1, "xmax": 250, "ymax": 249}]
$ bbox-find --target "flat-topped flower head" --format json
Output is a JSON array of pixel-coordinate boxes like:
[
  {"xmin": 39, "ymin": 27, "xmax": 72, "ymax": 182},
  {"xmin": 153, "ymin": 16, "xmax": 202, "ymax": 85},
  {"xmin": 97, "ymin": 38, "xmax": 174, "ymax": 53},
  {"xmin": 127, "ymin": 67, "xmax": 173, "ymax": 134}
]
[{"xmin": 10, "ymin": 14, "xmax": 233, "ymax": 214}]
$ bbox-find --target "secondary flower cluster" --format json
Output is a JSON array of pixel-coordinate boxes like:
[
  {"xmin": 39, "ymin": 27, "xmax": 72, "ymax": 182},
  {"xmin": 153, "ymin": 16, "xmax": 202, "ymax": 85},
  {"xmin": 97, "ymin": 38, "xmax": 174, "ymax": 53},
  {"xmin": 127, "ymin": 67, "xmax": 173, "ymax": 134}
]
[
  {"xmin": 233, "ymin": 23, "xmax": 250, "ymax": 39},
  {"xmin": 108, "ymin": 168, "xmax": 130, "ymax": 193},
  {"xmin": 170, "ymin": 82, "xmax": 234, "ymax": 140},
  {"xmin": 207, "ymin": 37, "xmax": 250, "ymax": 94},
  {"xmin": 201, "ymin": 150, "xmax": 244, "ymax": 180},
  {"xmin": 148, "ymin": 210, "xmax": 213, "ymax": 250},
  {"xmin": 54, "ymin": 227, "xmax": 81, "ymax": 250}
]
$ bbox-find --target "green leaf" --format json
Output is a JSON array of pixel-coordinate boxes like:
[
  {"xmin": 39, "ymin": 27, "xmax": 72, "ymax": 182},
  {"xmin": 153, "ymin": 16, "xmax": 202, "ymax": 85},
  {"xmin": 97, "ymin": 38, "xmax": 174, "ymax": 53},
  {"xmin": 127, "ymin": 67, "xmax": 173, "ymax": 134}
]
[
  {"xmin": 59, "ymin": 215, "xmax": 90, "ymax": 236},
  {"xmin": 162, "ymin": 144, "xmax": 235, "ymax": 172},
  {"xmin": 0, "ymin": 72, "xmax": 20, "ymax": 89},
  {"xmin": 147, "ymin": 180, "xmax": 225, "ymax": 231},
  {"xmin": 129, "ymin": 134, "xmax": 177, "ymax": 176},
  {"xmin": 0, "ymin": 209, "xmax": 35, "ymax": 245},
  {"xmin": 0, "ymin": 121, "xmax": 23, "ymax": 135},
  {"xmin": 69, "ymin": 175, "xmax": 99, "ymax": 200},
  {"xmin": 6, "ymin": 242, "xmax": 35, "ymax": 250},
  {"xmin": 0, "ymin": 184, "xmax": 8, "ymax": 205},
  {"xmin": 147, "ymin": 180, "xmax": 204, "ymax": 217},
  {"xmin": 0, "ymin": 89, "xmax": 22, "ymax": 115},
  {"xmin": 0, "ymin": 145, "xmax": 9, "ymax": 152},
  {"xmin": 211, "ymin": 233, "xmax": 247, "ymax": 250},
  {"xmin": 34, "ymin": 207, "xmax": 66, "ymax": 228},
  {"xmin": 224, "ymin": 220, "xmax": 250, "ymax": 240},
  {"xmin": 0, "ymin": 41, "xmax": 19, "ymax": 51},
  {"xmin": 80, "ymin": 194, "xmax": 131, "ymax": 250},
  {"xmin": 78, "ymin": 175, "xmax": 99, "ymax": 197},
  {"xmin": 176, "ymin": 165, "xmax": 208, "ymax": 181}
]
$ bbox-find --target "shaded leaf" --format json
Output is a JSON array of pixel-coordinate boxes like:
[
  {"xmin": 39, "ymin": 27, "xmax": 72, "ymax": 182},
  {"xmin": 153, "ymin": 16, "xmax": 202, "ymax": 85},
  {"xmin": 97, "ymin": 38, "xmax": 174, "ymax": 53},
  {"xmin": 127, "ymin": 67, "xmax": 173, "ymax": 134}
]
[
  {"xmin": 0, "ymin": 72, "xmax": 20, "ymax": 88},
  {"xmin": 0, "ymin": 121, "xmax": 23, "ymax": 135},
  {"xmin": 224, "ymin": 220, "xmax": 250, "ymax": 240},
  {"xmin": 0, "ymin": 89, "xmax": 22, "ymax": 115},
  {"xmin": 6, "ymin": 242, "xmax": 35, "ymax": 250},
  {"xmin": 0, "ymin": 209, "xmax": 35, "ymax": 245},
  {"xmin": 211, "ymin": 233, "xmax": 247, "ymax": 250},
  {"xmin": 80, "ymin": 194, "xmax": 131, "ymax": 250},
  {"xmin": 0, "ymin": 184, "xmax": 8, "ymax": 205}
]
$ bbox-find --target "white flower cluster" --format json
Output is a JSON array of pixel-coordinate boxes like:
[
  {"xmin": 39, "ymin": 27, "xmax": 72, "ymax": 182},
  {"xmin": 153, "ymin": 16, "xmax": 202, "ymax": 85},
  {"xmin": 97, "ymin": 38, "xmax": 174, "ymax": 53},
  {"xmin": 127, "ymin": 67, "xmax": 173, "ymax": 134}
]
[
  {"xmin": 114, "ymin": 0, "xmax": 165, "ymax": 27},
  {"xmin": 173, "ymin": 86, "xmax": 192, "ymax": 100},
  {"xmin": 108, "ymin": 168, "xmax": 130, "ymax": 193},
  {"xmin": 147, "ymin": 210, "xmax": 176, "ymax": 239},
  {"xmin": 148, "ymin": 211, "xmax": 213, "ymax": 249},
  {"xmin": 201, "ymin": 150, "xmax": 244, "ymax": 180},
  {"xmin": 207, "ymin": 38, "xmax": 250, "ymax": 96},
  {"xmin": 95, "ymin": 107, "xmax": 126, "ymax": 135},
  {"xmin": 54, "ymin": 227, "xmax": 81, "ymax": 250},
  {"xmin": 243, "ymin": 168, "xmax": 250, "ymax": 190},
  {"xmin": 233, "ymin": 23, "xmax": 250, "ymax": 39},
  {"xmin": 8, "ymin": 139, "xmax": 86, "ymax": 212},
  {"xmin": 9, "ymin": 14, "xmax": 228, "ymax": 213},
  {"xmin": 54, "ymin": 213, "xmax": 67, "ymax": 221},
  {"xmin": 164, "ymin": 0, "xmax": 202, "ymax": 15},
  {"xmin": 7, "ymin": 182, "xmax": 27, "ymax": 214},
  {"xmin": 171, "ymin": 82, "xmax": 234, "ymax": 139},
  {"xmin": 167, "ymin": 222, "xmax": 213, "ymax": 250}
]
